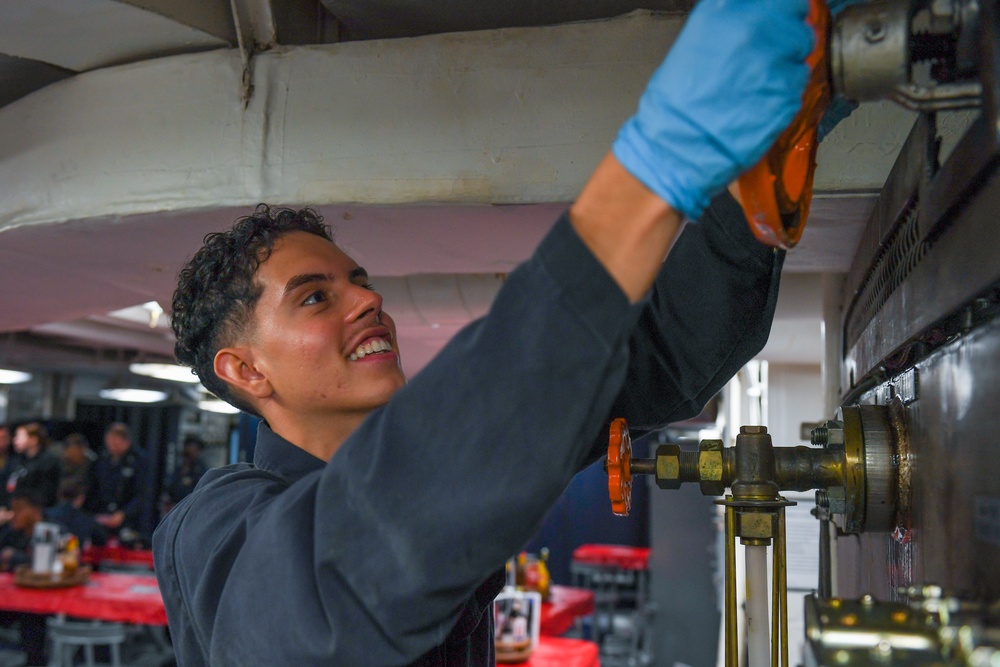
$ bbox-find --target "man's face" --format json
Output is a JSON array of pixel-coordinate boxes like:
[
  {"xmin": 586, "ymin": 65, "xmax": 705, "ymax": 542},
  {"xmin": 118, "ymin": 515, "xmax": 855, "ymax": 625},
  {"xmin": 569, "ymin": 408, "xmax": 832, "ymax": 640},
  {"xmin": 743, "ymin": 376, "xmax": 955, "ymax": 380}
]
[
  {"xmin": 10, "ymin": 498, "xmax": 39, "ymax": 534},
  {"xmin": 12, "ymin": 428, "xmax": 33, "ymax": 454},
  {"xmin": 105, "ymin": 433, "xmax": 131, "ymax": 458},
  {"xmin": 242, "ymin": 231, "xmax": 406, "ymax": 420},
  {"xmin": 63, "ymin": 444, "xmax": 86, "ymax": 467},
  {"xmin": 182, "ymin": 443, "xmax": 201, "ymax": 462}
]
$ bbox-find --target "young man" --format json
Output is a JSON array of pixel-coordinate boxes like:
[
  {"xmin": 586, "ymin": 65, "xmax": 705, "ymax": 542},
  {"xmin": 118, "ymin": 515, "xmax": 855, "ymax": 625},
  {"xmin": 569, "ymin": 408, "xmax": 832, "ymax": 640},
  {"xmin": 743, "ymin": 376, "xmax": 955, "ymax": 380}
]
[{"xmin": 154, "ymin": 1, "xmax": 814, "ymax": 664}]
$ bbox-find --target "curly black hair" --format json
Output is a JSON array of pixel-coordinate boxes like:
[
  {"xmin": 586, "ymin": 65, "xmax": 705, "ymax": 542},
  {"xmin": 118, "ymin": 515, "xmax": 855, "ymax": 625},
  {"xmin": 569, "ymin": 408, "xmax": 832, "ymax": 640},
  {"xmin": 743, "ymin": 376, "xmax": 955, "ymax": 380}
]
[{"xmin": 171, "ymin": 204, "xmax": 332, "ymax": 417}]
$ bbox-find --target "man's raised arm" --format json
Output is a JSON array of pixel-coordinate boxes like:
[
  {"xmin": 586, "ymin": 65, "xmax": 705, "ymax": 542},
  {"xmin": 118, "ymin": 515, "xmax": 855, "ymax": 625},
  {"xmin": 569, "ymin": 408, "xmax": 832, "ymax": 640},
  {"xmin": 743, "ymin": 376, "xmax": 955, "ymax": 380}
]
[{"xmin": 570, "ymin": 0, "xmax": 813, "ymax": 302}]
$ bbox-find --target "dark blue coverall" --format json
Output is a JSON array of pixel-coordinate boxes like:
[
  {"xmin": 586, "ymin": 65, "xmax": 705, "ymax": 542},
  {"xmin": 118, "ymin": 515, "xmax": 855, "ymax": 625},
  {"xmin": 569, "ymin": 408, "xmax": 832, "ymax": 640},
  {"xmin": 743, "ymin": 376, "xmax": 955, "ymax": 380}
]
[
  {"xmin": 86, "ymin": 447, "xmax": 149, "ymax": 534},
  {"xmin": 153, "ymin": 192, "xmax": 784, "ymax": 666}
]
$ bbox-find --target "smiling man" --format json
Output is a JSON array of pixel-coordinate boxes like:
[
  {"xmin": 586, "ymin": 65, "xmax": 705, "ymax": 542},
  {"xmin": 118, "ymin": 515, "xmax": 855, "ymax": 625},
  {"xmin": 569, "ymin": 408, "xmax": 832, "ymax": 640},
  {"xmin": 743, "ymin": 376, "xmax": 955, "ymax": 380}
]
[{"xmin": 153, "ymin": 0, "xmax": 814, "ymax": 664}]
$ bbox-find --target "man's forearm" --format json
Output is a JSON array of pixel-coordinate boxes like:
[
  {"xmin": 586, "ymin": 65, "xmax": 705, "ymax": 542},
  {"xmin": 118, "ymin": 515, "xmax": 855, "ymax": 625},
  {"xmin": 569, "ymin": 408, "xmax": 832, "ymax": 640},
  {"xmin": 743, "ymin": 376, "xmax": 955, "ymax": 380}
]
[{"xmin": 569, "ymin": 153, "xmax": 684, "ymax": 303}]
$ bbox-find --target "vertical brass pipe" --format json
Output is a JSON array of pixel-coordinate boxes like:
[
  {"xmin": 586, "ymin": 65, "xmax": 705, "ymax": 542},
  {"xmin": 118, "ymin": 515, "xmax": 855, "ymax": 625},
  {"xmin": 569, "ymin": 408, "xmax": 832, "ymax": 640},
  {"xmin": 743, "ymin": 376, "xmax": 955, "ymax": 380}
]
[
  {"xmin": 725, "ymin": 503, "xmax": 737, "ymax": 667},
  {"xmin": 771, "ymin": 514, "xmax": 779, "ymax": 667},
  {"xmin": 778, "ymin": 508, "xmax": 789, "ymax": 667}
]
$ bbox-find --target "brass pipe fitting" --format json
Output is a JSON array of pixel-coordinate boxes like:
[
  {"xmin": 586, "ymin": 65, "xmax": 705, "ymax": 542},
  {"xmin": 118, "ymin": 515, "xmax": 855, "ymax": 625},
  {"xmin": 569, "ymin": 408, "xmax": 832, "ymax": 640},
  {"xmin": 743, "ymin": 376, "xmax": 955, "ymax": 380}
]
[{"xmin": 731, "ymin": 426, "xmax": 780, "ymax": 501}]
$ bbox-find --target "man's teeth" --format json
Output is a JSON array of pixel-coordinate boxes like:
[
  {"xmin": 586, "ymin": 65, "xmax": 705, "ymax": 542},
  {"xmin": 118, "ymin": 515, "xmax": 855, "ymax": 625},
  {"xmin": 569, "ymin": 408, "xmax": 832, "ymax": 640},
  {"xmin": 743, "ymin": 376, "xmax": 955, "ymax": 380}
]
[{"xmin": 349, "ymin": 338, "xmax": 392, "ymax": 361}]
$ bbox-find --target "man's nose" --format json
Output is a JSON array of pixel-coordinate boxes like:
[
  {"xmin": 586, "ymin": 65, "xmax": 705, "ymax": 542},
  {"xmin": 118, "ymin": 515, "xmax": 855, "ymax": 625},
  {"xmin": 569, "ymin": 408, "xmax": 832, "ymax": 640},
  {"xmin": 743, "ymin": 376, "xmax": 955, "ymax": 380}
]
[{"xmin": 346, "ymin": 283, "xmax": 383, "ymax": 321}]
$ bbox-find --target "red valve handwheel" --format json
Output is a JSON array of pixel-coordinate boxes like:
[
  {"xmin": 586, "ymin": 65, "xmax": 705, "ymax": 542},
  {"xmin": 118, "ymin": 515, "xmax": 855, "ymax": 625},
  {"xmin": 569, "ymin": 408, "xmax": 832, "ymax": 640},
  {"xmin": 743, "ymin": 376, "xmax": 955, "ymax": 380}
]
[
  {"xmin": 607, "ymin": 417, "xmax": 633, "ymax": 516},
  {"xmin": 738, "ymin": 0, "xmax": 831, "ymax": 249}
]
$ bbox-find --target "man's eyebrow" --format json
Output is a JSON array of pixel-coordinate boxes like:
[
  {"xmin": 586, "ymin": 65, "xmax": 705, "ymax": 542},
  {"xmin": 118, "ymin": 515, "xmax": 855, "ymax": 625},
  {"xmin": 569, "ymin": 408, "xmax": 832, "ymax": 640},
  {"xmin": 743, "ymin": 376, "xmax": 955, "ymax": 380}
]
[
  {"xmin": 282, "ymin": 273, "xmax": 330, "ymax": 297},
  {"xmin": 282, "ymin": 267, "xmax": 369, "ymax": 298}
]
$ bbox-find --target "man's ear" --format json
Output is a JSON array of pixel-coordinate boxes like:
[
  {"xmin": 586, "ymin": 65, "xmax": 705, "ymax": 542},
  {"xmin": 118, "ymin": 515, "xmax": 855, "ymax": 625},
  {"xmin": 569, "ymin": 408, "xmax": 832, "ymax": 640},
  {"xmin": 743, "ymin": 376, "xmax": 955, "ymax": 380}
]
[{"xmin": 214, "ymin": 348, "xmax": 273, "ymax": 400}]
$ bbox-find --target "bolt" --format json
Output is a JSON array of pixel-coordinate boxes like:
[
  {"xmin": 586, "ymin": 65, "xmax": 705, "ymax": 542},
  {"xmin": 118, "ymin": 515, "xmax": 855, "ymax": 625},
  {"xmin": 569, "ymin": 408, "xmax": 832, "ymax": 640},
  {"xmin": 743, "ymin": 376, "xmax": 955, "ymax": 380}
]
[
  {"xmin": 864, "ymin": 20, "xmax": 886, "ymax": 43},
  {"xmin": 740, "ymin": 425, "xmax": 767, "ymax": 435},
  {"xmin": 812, "ymin": 420, "xmax": 844, "ymax": 448}
]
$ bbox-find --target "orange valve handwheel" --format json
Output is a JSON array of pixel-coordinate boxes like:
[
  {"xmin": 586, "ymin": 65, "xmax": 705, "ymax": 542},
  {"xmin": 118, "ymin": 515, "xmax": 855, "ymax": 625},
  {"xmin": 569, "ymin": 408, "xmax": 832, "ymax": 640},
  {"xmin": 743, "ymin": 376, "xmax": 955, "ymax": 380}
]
[
  {"xmin": 738, "ymin": 0, "xmax": 832, "ymax": 249},
  {"xmin": 607, "ymin": 417, "xmax": 633, "ymax": 516}
]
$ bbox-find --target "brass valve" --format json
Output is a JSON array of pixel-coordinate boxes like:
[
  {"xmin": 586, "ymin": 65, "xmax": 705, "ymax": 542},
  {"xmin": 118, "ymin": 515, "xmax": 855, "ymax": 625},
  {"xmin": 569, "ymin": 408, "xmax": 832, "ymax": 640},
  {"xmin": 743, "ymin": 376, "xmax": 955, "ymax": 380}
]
[
  {"xmin": 604, "ymin": 403, "xmax": 908, "ymax": 667},
  {"xmin": 604, "ymin": 404, "xmax": 907, "ymax": 534}
]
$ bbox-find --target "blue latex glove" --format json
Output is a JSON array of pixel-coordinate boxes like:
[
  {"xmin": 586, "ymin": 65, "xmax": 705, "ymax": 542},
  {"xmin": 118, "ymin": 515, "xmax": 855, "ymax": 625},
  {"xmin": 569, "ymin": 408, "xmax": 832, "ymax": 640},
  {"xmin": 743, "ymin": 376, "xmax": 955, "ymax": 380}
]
[{"xmin": 612, "ymin": 0, "xmax": 814, "ymax": 220}]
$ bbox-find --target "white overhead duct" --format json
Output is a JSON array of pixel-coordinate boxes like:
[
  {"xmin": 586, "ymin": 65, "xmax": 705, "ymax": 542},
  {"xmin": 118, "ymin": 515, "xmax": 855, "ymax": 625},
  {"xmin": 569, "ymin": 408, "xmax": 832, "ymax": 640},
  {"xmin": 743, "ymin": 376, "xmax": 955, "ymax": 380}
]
[{"xmin": 0, "ymin": 10, "xmax": 934, "ymax": 234}]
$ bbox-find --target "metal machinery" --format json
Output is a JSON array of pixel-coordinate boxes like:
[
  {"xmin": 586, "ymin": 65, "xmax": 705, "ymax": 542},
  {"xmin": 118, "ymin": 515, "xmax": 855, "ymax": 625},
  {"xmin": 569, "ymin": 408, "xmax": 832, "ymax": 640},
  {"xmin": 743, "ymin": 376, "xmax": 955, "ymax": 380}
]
[{"xmin": 605, "ymin": 0, "xmax": 1000, "ymax": 664}]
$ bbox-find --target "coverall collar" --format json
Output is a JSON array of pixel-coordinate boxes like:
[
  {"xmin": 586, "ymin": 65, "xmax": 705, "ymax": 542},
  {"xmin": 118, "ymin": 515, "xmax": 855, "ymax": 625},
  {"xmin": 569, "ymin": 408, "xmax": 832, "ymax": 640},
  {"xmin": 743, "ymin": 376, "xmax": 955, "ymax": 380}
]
[{"xmin": 253, "ymin": 422, "xmax": 325, "ymax": 483}]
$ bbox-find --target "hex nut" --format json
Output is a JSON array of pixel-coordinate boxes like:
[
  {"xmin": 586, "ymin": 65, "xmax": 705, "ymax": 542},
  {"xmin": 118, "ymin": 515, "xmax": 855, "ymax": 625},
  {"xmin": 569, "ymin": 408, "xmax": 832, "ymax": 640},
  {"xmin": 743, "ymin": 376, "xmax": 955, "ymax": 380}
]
[
  {"xmin": 656, "ymin": 444, "xmax": 682, "ymax": 490},
  {"xmin": 738, "ymin": 511, "xmax": 774, "ymax": 539},
  {"xmin": 827, "ymin": 486, "xmax": 847, "ymax": 514}
]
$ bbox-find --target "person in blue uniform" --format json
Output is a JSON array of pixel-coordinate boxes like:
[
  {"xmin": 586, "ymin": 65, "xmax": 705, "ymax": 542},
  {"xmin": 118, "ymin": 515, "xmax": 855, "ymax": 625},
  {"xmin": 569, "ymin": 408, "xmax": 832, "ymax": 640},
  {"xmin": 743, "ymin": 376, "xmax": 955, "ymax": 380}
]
[
  {"xmin": 154, "ymin": 1, "xmax": 815, "ymax": 664},
  {"xmin": 85, "ymin": 423, "xmax": 148, "ymax": 540},
  {"xmin": 5, "ymin": 423, "xmax": 61, "ymax": 509},
  {"xmin": 160, "ymin": 436, "xmax": 207, "ymax": 515},
  {"xmin": 0, "ymin": 424, "xmax": 12, "ymax": 510},
  {"xmin": 0, "ymin": 488, "xmax": 49, "ymax": 665},
  {"xmin": 46, "ymin": 479, "xmax": 109, "ymax": 548}
]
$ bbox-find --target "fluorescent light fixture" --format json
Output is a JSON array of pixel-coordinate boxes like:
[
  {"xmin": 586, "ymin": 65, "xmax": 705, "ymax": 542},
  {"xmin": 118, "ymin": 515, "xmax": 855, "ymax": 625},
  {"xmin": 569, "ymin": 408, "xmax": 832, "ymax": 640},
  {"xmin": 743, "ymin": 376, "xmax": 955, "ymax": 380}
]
[
  {"xmin": 0, "ymin": 369, "xmax": 32, "ymax": 384},
  {"xmin": 129, "ymin": 363, "xmax": 199, "ymax": 384},
  {"xmin": 99, "ymin": 388, "xmax": 168, "ymax": 403},
  {"xmin": 107, "ymin": 301, "xmax": 169, "ymax": 329},
  {"xmin": 198, "ymin": 399, "xmax": 241, "ymax": 414}
]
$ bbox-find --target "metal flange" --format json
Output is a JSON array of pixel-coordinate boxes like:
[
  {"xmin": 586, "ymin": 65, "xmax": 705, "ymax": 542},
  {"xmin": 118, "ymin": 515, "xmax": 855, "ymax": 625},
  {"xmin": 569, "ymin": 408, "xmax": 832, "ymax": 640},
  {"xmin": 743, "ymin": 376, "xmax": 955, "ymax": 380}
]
[{"xmin": 834, "ymin": 402, "xmax": 909, "ymax": 533}]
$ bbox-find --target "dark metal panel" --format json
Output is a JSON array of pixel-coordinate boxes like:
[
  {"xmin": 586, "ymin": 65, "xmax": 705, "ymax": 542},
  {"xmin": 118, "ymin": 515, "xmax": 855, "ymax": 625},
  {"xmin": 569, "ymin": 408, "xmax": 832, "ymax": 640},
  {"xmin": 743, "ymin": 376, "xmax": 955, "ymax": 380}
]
[
  {"xmin": 841, "ymin": 108, "xmax": 1000, "ymax": 398},
  {"xmin": 838, "ymin": 315, "xmax": 1000, "ymax": 601},
  {"xmin": 843, "ymin": 159, "xmax": 1000, "ymax": 393}
]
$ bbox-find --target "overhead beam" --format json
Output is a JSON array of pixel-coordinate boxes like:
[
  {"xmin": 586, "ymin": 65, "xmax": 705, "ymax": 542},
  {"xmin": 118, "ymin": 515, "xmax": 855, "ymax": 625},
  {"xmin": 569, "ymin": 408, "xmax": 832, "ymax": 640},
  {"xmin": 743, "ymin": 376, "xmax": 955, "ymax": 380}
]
[
  {"xmin": 0, "ymin": 0, "xmax": 230, "ymax": 71},
  {"xmin": 0, "ymin": 11, "xmax": 938, "ymax": 233}
]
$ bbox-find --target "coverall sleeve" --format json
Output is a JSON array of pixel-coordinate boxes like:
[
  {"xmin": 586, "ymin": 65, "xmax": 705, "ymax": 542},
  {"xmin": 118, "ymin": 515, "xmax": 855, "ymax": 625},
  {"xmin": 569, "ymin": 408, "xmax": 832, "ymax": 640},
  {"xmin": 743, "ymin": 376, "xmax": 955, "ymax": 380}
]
[{"xmin": 585, "ymin": 189, "xmax": 784, "ymax": 461}]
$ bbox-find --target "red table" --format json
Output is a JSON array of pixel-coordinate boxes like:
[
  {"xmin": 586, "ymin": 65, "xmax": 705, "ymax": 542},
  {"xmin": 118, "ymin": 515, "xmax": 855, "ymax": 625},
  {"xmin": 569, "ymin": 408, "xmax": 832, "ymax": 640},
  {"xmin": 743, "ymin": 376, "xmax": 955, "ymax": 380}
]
[
  {"xmin": 0, "ymin": 572, "xmax": 167, "ymax": 626},
  {"xmin": 505, "ymin": 636, "xmax": 599, "ymax": 667},
  {"xmin": 571, "ymin": 544, "xmax": 650, "ymax": 570},
  {"xmin": 81, "ymin": 546, "xmax": 156, "ymax": 569},
  {"xmin": 540, "ymin": 585, "xmax": 595, "ymax": 637}
]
